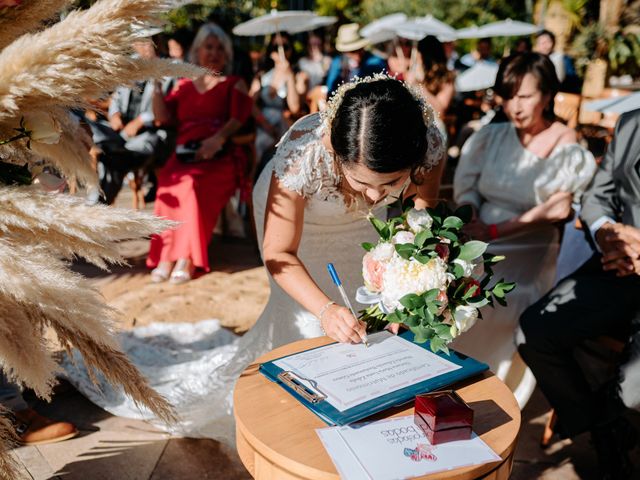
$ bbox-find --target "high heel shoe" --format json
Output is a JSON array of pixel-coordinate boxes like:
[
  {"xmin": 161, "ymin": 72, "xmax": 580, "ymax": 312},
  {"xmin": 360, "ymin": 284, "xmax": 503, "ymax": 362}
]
[
  {"xmin": 150, "ymin": 262, "xmax": 174, "ymax": 283},
  {"xmin": 169, "ymin": 259, "xmax": 193, "ymax": 285}
]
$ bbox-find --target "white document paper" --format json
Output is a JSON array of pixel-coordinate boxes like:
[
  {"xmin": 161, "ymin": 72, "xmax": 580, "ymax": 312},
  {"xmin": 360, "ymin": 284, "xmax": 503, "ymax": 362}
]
[
  {"xmin": 316, "ymin": 416, "xmax": 502, "ymax": 480},
  {"xmin": 273, "ymin": 331, "xmax": 461, "ymax": 412}
]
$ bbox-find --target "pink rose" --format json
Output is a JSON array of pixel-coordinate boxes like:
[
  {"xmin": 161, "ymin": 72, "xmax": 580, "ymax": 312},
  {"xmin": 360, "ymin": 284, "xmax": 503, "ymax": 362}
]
[{"xmin": 362, "ymin": 252, "xmax": 386, "ymax": 292}]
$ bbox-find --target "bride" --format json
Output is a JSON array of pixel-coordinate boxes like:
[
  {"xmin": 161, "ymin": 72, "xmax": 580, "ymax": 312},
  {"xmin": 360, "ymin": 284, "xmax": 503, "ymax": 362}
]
[{"xmin": 63, "ymin": 75, "xmax": 445, "ymax": 441}]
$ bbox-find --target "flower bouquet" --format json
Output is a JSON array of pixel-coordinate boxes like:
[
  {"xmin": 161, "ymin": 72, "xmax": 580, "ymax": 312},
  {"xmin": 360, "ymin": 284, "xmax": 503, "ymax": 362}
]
[{"xmin": 356, "ymin": 199, "xmax": 515, "ymax": 354}]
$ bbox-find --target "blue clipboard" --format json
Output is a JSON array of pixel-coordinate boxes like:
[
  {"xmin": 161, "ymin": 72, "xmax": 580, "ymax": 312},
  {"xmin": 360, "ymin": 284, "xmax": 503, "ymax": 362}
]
[{"xmin": 259, "ymin": 330, "xmax": 488, "ymax": 426}]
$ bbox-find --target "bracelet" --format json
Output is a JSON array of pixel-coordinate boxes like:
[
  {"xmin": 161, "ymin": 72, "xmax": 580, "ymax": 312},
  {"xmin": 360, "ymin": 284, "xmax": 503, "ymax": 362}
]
[
  {"xmin": 317, "ymin": 301, "xmax": 336, "ymax": 322},
  {"xmin": 488, "ymin": 224, "xmax": 499, "ymax": 240}
]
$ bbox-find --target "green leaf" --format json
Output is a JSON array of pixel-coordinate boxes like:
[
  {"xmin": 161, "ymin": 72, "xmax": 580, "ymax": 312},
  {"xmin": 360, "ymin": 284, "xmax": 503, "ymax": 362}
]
[
  {"xmin": 405, "ymin": 315, "xmax": 421, "ymax": 327},
  {"xmin": 422, "ymin": 288, "xmax": 439, "ymax": 303},
  {"xmin": 484, "ymin": 254, "xmax": 506, "ymax": 264},
  {"xmin": 399, "ymin": 293, "xmax": 422, "ymax": 310},
  {"xmin": 430, "ymin": 336, "xmax": 445, "ymax": 353},
  {"xmin": 395, "ymin": 243, "xmax": 416, "ymax": 260},
  {"xmin": 370, "ymin": 217, "xmax": 390, "ymax": 240},
  {"xmin": 414, "ymin": 254, "xmax": 430, "ymax": 264},
  {"xmin": 361, "ymin": 242, "xmax": 375, "ymax": 252},
  {"xmin": 415, "ymin": 229, "xmax": 430, "ymax": 248},
  {"xmin": 386, "ymin": 311, "xmax": 403, "ymax": 324},
  {"xmin": 439, "ymin": 230, "xmax": 459, "ymax": 242},
  {"xmin": 452, "ymin": 263, "xmax": 465, "ymax": 279},
  {"xmin": 454, "ymin": 204, "xmax": 473, "ymax": 223},
  {"xmin": 462, "ymin": 284, "xmax": 479, "ymax": 300},
  {"xmin": 442, "ymin": 216, "xmax": 463, "ymax": 230},
  {"xmin": 458, "ymin": 240, "xmax": 488, "ymax": 261}
]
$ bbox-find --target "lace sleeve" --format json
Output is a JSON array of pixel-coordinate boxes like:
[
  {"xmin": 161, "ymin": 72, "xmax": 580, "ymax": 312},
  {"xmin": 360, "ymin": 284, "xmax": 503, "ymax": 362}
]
[
  {"xmin": 533, "ymin": 144, "xmax": 597, "ymax": 204},
  {"xmin": 272, "ymin": 114, "xmax": 327, "ymax": 197}
]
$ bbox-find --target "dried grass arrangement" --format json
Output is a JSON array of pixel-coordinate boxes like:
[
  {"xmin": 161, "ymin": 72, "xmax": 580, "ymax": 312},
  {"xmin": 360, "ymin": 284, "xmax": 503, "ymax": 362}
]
[{"xmin": 0, "ymin": 0, "xmax": 204, "ymax": 475}]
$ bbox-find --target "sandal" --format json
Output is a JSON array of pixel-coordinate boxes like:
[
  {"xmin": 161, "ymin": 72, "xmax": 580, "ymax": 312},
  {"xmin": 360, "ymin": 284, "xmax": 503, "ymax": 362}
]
[
  {"xmin": 150, "ymin": 262, "xmax": 174, "ymax": 283},
  {"xmin": 169, "ymin": 259, "xmax": 194, "ymax": 285}
]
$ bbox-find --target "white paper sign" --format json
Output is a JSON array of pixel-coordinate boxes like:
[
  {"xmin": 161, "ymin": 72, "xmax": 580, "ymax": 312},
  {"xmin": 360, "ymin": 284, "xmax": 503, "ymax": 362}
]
[
  {"xmin": 316, "ymin": 416, "xmax": 502, "ymax": 480},
  {"xmin": 273, "ymin": 331, "xmax": 461, "ymax": 412}
]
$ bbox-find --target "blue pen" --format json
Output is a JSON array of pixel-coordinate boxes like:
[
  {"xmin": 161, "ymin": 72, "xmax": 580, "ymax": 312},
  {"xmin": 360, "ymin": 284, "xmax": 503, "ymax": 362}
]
[{"xmin": 327, "ymin": 263, "xmax": 369, "ymax": 347}]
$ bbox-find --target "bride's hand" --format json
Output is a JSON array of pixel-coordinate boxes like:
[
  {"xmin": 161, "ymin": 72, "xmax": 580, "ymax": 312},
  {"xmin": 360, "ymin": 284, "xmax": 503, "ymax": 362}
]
[{"xmin": 320, "ymin": 304, "xmax": 367, "ymax": 344}]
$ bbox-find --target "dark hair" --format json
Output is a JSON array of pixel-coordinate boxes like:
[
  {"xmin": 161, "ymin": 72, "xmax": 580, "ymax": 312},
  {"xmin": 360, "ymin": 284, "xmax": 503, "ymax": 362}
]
[
  {"xmin": 536, "ymin": 29, "xmax": 556, "ymax": 48},
  {"xmin": 494, "ymin": 52, "xmax": 560, "ymax": 121},
  {"xmin": 330, "ymin": 79, "xmax": 429, "ymax": 183},
  {"xmin": 261, "ymin": 32, "xmax": 296, "ymax": 71},
  {"xmin": 417, "ymin": 35, "xmax": 455, "ymax": 95}
]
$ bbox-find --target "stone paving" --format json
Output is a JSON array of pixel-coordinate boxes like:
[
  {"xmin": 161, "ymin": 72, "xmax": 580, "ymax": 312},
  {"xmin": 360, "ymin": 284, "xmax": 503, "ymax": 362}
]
[{"xmin": 12, "ymin": 380, "xmax": 640, "ymax": 479}]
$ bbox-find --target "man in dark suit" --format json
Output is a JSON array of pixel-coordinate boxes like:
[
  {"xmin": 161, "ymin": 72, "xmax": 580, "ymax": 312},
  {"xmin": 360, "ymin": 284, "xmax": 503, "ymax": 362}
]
[{"xmin": 519, "ymin": 108, "xmax": 640, "ymax": 479}]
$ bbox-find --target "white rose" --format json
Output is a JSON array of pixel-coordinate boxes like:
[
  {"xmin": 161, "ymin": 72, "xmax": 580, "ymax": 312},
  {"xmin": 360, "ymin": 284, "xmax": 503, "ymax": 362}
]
[
  {"xmin": 380, "ymin": 256, "xmax": 450, "ymax": 312},
  {"xmin": 23, "ymin": 112, "xmax": 61, "ymax": 145},
  {"xmin": 406, "ymin": 208, "xmax": 433, "ymax": 233},
  {"xmin": 370, "ymin": 242, "xmax": 395, "ymax": 261},
  {"xmin": 453, "ymin": 258, "xmax": 475, "ymax": 277},
  {"xmin": 392, "ymin": 230, "xmax": 415, "ymax": 245},
  {"xmin": 453, "ymin": 305, "xmax": 478, "ymax": 333}
]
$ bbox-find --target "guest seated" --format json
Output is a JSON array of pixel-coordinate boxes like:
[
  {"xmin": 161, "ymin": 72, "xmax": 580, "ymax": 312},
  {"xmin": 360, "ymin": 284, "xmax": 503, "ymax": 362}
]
[
  {"xmin": 89, "ymin": 34, "xmax": 174, "ymax": 204},
  {"xmin": 457, "ymin": 37, "xmax": 496, "ymax": 70},
  {"xmin": 519, "ymin": 108, "xmax": 640, "ymax": 479},
  {"xmin": 410, "ymin": 35, "xmax": 455, "ymax": 118},
  {"xmin": 325, "ymin": 23, "xmax": 386, "ymax": 96},
  {"xmin": 250, "ymin": 32, "xmax": 303, "ymax": 168},
  {"xmin": 147, "ymin": 23, "xmax": 253, "ymax": 284},
  {"xmin": 297, "ymin": 31, "xmax": 332, "ymax": 92},
  {"xmin": 1, "ymin": 373, "xmax": 77, "ymax": 445},
  {"xmin": 451, "ymin": 53, "xmax": 597, "ymax": 407}
]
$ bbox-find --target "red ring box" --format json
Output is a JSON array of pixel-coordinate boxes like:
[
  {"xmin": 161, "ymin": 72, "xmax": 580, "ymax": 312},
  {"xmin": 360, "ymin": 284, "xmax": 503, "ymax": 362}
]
[{"xmin": 414, "ymin": 391, "xmax": 473, "ymax": 445}]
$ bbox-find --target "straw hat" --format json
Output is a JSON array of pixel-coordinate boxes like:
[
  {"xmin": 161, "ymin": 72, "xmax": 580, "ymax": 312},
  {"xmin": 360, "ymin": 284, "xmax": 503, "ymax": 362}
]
[{"xmin": 335, "ymin": 23, "xmax": 369, "ymax": 52}]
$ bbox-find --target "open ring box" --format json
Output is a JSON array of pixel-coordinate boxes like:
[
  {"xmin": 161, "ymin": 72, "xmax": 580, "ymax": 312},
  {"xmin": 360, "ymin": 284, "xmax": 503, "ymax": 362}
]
[{"xmin": 414, "ymin": 390, "xmax": 474, "ymax": 445}]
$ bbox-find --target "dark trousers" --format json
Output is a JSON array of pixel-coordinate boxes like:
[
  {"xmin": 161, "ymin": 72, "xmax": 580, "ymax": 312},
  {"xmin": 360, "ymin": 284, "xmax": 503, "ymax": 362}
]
[{"xmin": 519, "ymin": 254, "xmax": 640, "ymax": 437}]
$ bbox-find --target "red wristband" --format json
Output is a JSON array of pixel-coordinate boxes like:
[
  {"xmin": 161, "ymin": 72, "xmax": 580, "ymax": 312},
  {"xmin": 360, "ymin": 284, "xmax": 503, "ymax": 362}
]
[{"xmin": 488, "ymin": 224, "xmax": 499, "ymax": 240}]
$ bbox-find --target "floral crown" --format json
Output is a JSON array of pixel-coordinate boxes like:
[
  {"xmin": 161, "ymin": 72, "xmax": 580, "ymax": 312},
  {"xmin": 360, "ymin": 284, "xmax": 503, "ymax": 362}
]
[{"xmin": 320, "ymin": 72, "xmax": 438, "ymax": 133}]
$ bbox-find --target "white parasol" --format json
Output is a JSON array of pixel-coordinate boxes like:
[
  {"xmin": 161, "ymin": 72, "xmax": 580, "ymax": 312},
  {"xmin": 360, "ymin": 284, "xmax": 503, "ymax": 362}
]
[
  {"xmin": 232, "ymin": 10, "xmax": 317, "ymax": 61},
  {"xmin": 583, "ymin": 92, "xmax": 640, "ymax": 114},
  {"xmin": 287, "ymin": 15, "xmax": 338, "ymax": 34},
  {"xmin": 232, "ymin": 10, "xmax": 317, "ymax": 36},
  {"xmin": 455, "ymin": 61, "xmax": 499, "ymax": 92},
  {"xmin": 456, "ymin": 19, "xmax": 540, "ymax": 38},
  {"xmin": 393, "ymin": 16, "xmax": 456, "ymax": 75},
  {"xmin": 360, "ymin": 13, "xmax": 407, "ymax": 44},
  {"xmin": 393, "ymin": 15, "xmax": 456, "ymax": 41}
]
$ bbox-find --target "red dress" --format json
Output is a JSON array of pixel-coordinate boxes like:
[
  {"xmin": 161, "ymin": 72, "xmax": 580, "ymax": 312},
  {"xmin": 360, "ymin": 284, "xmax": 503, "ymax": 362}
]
[{"xmin": 147, "ymin": 76, "xmax": 253, "ymax": 271}]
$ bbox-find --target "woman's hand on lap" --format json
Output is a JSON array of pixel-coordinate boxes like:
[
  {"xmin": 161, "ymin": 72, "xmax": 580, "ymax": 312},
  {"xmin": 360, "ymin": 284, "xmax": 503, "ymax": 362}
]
[
  {"xmin": 540, "ymin": 191, "xmax": 573, "ymax": 223},
  {"xmin": 196, "ymin": 134, "xmax": 225, "ymax": 161}
]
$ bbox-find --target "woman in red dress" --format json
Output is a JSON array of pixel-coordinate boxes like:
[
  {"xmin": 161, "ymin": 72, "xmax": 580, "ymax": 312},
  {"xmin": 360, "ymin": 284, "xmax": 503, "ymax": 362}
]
[{"xmin": 148, "ymin": 23, "xmax": 253, "ymax": 283}]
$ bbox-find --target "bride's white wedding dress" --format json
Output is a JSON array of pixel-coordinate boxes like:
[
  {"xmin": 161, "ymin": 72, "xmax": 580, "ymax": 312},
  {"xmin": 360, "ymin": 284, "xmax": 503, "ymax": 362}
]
[{"xmin": 63, "ymin": 113, "xmax": 434, "ymax": 442}]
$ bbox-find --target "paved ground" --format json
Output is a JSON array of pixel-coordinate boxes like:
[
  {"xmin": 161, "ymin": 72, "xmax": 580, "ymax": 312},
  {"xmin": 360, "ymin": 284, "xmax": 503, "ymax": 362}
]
[{"xmin": 12, "ymin": 382, "xmax": 640, "ymax": 479}]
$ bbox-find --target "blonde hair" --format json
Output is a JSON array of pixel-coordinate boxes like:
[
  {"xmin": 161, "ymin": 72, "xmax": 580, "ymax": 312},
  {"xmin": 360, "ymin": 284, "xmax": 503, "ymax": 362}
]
[{"xmin": 188, "ymin": 22, "xmax": 233, "ymax": 74}]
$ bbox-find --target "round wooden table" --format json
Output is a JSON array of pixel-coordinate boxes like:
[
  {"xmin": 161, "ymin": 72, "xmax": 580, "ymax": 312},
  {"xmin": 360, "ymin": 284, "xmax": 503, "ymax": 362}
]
[{"xmin": 234, "ymin": 337, "xmax": 521, "ymax": 480}]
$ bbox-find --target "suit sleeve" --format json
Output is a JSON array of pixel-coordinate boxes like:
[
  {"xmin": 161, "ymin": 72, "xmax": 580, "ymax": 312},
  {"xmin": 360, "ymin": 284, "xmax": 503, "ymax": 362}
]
[{"xmin": 580, "ymin": 114, "xmax": 627, "ymax": 229}]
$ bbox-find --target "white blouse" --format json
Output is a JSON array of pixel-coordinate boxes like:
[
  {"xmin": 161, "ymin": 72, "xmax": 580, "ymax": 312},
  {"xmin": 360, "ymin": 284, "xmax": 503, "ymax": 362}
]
[{"xmin": 454, "ymin": 122, "xmax": 596, "ymax": 225}]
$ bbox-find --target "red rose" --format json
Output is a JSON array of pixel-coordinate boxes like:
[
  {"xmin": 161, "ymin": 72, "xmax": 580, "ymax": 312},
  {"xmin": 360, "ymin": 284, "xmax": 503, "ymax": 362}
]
[
  {"xmin": 435, "ymin": 244, "xmax": 449, "ymax": 261},
  {"xmin": 464, "ymin": 279, "xmax": 481, "ymax": 298}
]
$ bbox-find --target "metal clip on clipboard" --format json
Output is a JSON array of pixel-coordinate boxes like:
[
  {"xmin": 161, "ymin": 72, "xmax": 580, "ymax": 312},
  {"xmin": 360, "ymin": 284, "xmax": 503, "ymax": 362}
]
[{"xmin": 277, "ymin": 371, "xmax": 327, "ymax": 404}]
